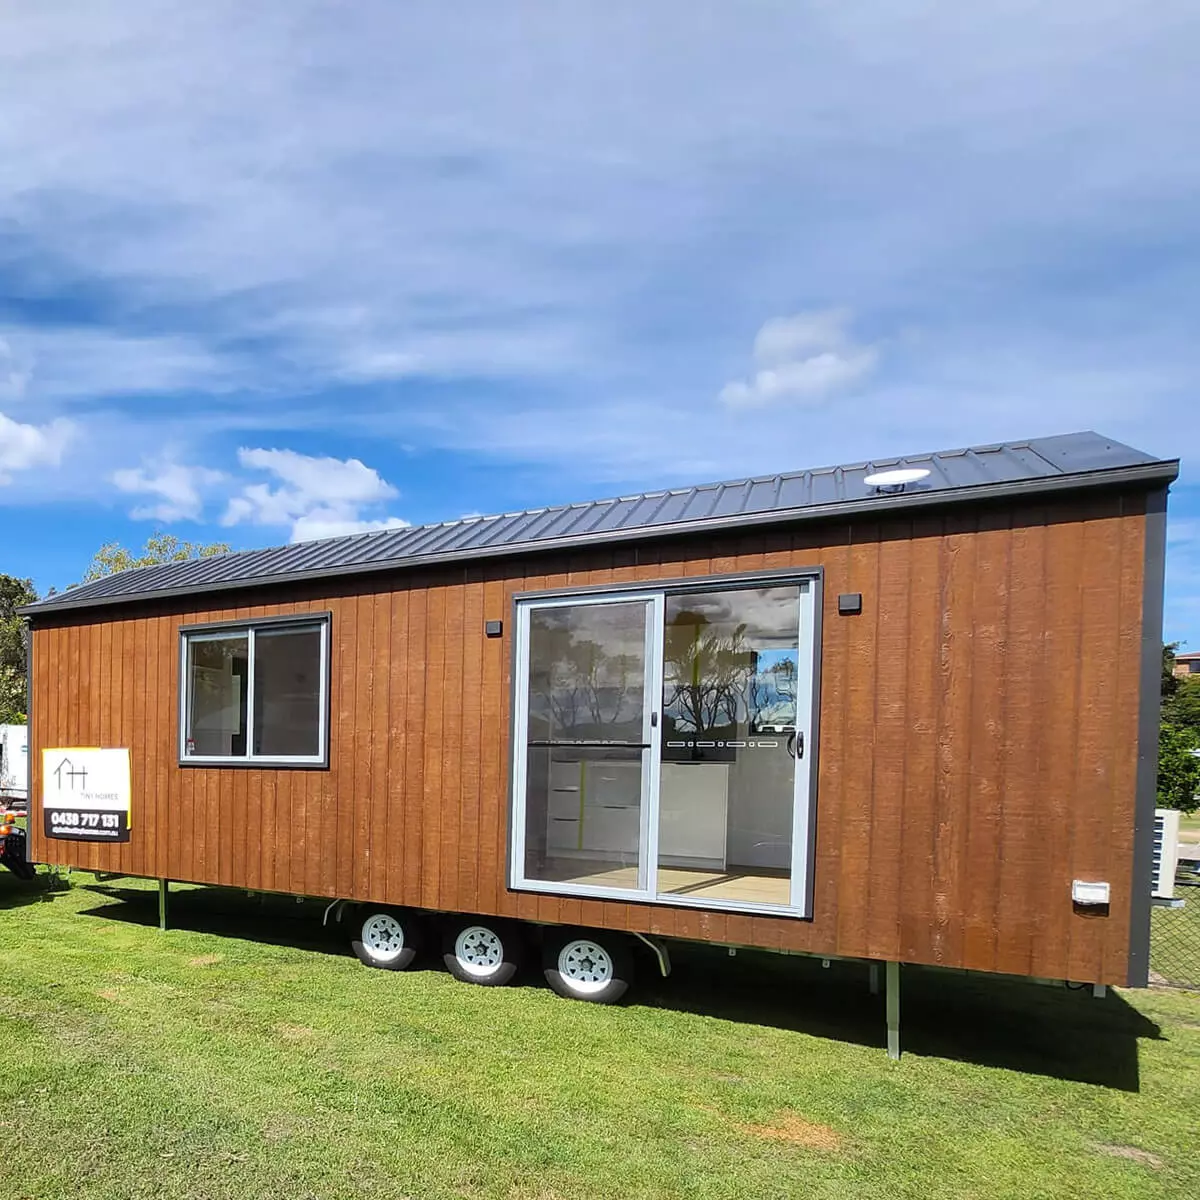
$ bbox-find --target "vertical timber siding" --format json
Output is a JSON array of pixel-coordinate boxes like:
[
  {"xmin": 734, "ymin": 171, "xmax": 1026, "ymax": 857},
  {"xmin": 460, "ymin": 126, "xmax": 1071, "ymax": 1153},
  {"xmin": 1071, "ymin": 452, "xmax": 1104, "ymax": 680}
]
[{"xmin": 28, "ymin": 491, "xmax": 1151, "ymax": 984}]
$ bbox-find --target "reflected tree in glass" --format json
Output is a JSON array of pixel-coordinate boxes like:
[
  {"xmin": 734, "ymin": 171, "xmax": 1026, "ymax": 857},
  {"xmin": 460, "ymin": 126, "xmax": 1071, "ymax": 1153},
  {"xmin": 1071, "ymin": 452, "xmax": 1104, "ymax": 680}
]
[{"xmin": 663, "ymin": 611, "xmax": 755, "ymax": 738}]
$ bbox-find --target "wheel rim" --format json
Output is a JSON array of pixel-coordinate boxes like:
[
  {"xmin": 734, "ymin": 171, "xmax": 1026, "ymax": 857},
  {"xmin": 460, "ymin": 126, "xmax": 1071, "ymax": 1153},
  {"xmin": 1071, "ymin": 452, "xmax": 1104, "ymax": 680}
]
[
  {"xmin": 557, "ymin": 939, "xmax": 614, "ymax": 995},
  {"xmin": 362, "ymin": 913, "xmax": 406, "ymax": 962},
  {"xmin": 454, "ymin": 925, "xmax": 505, "ymax": 978}
]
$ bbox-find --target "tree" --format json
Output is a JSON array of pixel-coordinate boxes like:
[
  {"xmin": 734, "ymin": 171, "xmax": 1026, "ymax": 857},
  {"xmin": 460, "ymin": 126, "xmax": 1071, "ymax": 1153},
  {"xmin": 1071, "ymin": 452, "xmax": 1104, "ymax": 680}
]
[
  {"xmin": 1158, "ymin": 641, "xmax": 1200, "ymax": 812},
  {"xmin": 1157, "ymin": 722, "xmax": 1200, "ymax": 813},
  {"xmin": 663, "ymin": 612, "xmax": 755, "ymax": 736},
  {"xmin": 1163, "ymin": 642, "xmax": 1181, "ymax": 701},
  {"xmin": 81, "ymin": 534, "xmax": 230, "ymax": 583},
  {"xmin": 1164, "ymin": 676, "xmax": 1200, "ymax": 734},
  {"xmin": 0, "ymin": 574, "xmax": 37, "ymax": 724}
]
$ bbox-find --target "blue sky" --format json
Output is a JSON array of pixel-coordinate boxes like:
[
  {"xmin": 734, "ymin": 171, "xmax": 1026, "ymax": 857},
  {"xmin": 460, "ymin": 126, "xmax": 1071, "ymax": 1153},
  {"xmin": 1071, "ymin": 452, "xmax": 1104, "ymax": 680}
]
[{"xmin": 1, "ymin": 2, "xmax": 1198, "ymax": 645}]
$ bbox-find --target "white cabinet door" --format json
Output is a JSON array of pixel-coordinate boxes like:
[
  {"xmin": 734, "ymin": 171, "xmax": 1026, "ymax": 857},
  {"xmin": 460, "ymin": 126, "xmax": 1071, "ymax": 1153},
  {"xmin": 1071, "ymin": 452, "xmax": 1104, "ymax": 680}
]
[
  {"xmin": 586, "ymin": 760, "xmax": 641, "ymax": 806},
  {"xmin": 581, "ymin": 759, "xmax": 641, "ymax": 858},
  {"xmin": 582, "ymin": 805, "xmax": 640, "ymax": 858},
  {"xmin": 545, "ymin": 759, "xmax": 641, "ymax": 859},
  {"xmin": 658, "ymin": 762, "xmax": 728, "ymax": 868}
]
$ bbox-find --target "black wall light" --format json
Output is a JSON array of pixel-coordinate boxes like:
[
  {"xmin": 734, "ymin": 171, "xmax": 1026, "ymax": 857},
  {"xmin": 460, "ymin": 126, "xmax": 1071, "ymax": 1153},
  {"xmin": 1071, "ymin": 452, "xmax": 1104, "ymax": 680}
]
[
  {"xmin": 838, "ymin": 593, "xmax": 863, "ymax": 616},
  {"xmin": 485, "ymin": 620, "xmax": 503, "ymax": 638}
]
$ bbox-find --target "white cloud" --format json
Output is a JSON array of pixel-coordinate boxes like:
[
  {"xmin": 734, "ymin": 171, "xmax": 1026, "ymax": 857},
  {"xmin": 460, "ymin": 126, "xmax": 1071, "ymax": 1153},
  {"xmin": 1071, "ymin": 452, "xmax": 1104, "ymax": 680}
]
[
  {"xmin": 0, "ymin": 337, "xmax": 32, "ymax": 402},
  {"xmin": 0, "ymin": 410, "xmax": 74, "ymax": 484},
  {"xmin": 719, "ymin": 309, "xmax": 879, "ymax": 408},
  {"xmin": 289, "ymin": 512, "xmax": 411, "ymax": 543},
  {"xmin": 112, "ymin": 460, "xmax": 225, "ymax": 522},
  {"xmin": 221, "ymin": 447, "xmax": 408, "ymax": 543},
  {"xmin": 1, "ymin": 1, "xmax": 1195, "ymax": 449},
  {"xmin": 0, "ymin": 326, "xmax": 232, "ymax": 404},
  {"xmin": 752, "ymin": 311, "xmax": 853, "ymax": 365}
]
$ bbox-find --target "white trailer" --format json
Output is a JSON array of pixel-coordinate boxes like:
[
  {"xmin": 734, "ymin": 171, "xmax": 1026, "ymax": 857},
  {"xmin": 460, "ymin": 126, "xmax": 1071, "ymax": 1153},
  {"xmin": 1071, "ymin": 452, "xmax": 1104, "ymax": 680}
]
[{"xmin": 0, "ymin": 724, "xmax": 28, "ymax": 807}]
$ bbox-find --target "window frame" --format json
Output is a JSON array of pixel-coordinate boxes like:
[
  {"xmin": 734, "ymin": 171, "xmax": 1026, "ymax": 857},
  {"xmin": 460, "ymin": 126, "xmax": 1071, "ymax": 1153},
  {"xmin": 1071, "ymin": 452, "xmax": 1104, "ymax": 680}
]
[
  {"xmin": 178, "ymin": 612, "xmax": 332, "ymax": 769},
  {"xmin": 507, "ymin": 567, "xmax": 823, "ymax": 919}
]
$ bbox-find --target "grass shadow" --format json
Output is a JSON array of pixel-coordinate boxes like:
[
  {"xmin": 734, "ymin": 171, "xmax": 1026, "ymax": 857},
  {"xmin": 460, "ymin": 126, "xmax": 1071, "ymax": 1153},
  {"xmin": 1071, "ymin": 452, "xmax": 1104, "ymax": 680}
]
[
  {"xmin": 0, "ymin": 868, "xmax": 70, "ymax": 910},
  {"xmin": 74, "ymin": 883, "xmax": 1162, "ymax": 1090},
  {"xmin": 77, "ymin": 883, "xmax": 356, "ymax": 959},
  {"xmin": 637, "ymin": 943, "xmax": 1161, "ymax": 1091}
]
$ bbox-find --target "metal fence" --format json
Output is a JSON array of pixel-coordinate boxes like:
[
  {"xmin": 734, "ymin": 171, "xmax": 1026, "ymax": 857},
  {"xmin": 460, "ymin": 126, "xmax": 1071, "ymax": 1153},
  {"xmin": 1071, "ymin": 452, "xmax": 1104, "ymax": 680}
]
[{"xmin": 1150, "ymin": 858, "xmax": 1200, "ymax": 991}]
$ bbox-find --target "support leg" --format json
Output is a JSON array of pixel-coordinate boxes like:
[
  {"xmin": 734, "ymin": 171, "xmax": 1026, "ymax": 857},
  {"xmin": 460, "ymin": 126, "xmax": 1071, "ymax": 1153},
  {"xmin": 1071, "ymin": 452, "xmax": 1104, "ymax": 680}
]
[
  {"xmin": 868, "ymin": 962, "xmax": 880, "ymax": 996},
  {"xmin": 886, "ymin": 961, "xmax": 900, "ymax": 1061},
  {"xmin": 158, "ymin": 878, "xmax": 169, "ymax": 932},
  {"xmin": 1092, "ymin": 983, "xmax": 1107, "ymax": 999}
]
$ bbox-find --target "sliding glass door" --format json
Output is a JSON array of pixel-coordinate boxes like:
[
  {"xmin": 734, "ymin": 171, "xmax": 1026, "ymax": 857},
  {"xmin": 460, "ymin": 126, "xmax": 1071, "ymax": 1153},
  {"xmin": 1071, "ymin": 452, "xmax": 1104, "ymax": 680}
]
[{"xmin": 511, "ymin": 574, "xmax": 818, "ymax": 916}]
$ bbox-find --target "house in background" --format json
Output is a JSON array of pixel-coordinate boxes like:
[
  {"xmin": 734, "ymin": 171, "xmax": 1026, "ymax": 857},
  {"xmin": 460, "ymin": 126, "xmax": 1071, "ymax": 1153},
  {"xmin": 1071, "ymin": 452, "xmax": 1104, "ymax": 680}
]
[{"xmin": 1173, "ymin": 651, "xmax": 1200, "ymax": 678}]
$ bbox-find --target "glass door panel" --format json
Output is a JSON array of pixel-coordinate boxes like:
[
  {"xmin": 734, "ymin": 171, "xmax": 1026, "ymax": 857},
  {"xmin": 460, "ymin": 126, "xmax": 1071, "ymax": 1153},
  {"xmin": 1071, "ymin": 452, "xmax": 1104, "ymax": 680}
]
[
  {"xmin": 657, "ymin": 585, "xmax": 802, "ymax": 907},
  {"xmin": 520, "ymin": 598, "xmax": 655, "ymax": 893}
]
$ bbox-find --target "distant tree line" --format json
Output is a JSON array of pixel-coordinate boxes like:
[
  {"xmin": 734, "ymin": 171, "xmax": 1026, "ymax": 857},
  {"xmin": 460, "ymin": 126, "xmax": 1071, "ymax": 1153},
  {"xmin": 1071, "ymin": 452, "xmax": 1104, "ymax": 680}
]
[
  {"xmin": 0, "ymin": 535, "xmax": 229, "ymax": 724},
  {"xmin": 1160, "ymin": 643, "xmax": 1200, "ymax": 812}
]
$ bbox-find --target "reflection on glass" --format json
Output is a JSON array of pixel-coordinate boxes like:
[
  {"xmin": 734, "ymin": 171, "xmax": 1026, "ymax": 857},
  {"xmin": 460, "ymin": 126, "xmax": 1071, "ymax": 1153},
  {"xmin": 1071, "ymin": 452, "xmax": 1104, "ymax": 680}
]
[
  {"xmin": 523, "ymin": 601, "xmax": 649, "ymax": 890},
  {"xmin": 658, "ymin": 586, "xmax": 800, "ymax": 907},
  {"xmin": 527, "ymin": 602, "xmax": 647, "ymax": 745},
  {"xmin": 186, "ymin": 635, "xmax": 248, "ymax": 757},
  {"xmin": 253, "ymin": 626, "xmax": 322, "ymax": 757}
]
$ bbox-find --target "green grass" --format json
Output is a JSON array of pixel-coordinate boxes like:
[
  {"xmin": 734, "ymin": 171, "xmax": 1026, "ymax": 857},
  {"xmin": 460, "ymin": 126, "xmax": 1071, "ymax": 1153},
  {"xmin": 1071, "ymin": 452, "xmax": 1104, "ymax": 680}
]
[
  {"xmin": 1178, "ymin": 811, "xmax": 1200, "ymax": 839},
  {"xmin": 2, "ymin": 875, "xmax": 1199, "ymax": 1200},
  {"xmin": 1150, "ymin": 884, "xmax": 1200, "ymax": 989}
]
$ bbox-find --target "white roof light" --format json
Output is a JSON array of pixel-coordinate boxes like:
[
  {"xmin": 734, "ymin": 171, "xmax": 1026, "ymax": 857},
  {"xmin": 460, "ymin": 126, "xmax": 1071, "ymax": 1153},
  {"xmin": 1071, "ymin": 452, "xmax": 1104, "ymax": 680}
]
[{"xmin": 863, "ymin": 467, "xmax": 931, "ymax": 488}]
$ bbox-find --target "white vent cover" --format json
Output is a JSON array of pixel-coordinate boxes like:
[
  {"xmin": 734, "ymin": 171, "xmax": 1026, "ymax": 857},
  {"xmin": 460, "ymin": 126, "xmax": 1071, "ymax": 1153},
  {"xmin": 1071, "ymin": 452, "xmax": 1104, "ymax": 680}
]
[
  {"xmin": 863, "ymin": 467, "xmax": 931, "ymax": 488},
  {"xmin": 1152, "ymin": 808, "xmax": 1181, "ymax": 900},
  {"xmin": 1072, "ymin": 880, "xmax": 1111, "ymax": 906}
]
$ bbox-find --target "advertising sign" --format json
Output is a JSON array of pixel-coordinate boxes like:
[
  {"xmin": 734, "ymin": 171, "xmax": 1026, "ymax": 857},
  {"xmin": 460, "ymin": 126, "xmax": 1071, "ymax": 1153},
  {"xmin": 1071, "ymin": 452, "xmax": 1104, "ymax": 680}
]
[{"xmin": 42, "ymin": 748, "xmax": 131, "ymax": 842}]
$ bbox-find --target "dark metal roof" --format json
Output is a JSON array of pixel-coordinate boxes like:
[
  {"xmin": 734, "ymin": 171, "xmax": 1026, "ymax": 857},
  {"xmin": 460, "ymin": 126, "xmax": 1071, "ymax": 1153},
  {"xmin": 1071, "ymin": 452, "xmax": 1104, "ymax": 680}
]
[{"xmin": 23, "ymin": 431, "xmax": 1177, "ymax": 617}]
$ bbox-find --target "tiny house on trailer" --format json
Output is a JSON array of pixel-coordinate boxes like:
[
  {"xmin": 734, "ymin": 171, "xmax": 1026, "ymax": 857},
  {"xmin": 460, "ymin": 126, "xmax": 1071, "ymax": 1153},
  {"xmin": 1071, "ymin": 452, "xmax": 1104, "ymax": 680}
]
[{"xmin": 20, "ymin": 432, "xmax": 1175, "ymax": 1054}]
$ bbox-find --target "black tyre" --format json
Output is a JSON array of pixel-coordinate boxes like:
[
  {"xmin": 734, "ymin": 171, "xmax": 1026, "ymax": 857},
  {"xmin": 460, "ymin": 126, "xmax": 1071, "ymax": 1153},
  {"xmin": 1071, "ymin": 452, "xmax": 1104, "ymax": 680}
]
[
  {"xmin": 350, "ymin": 907, "xmax": 422, "ymax": 970},
  {"xmin": 442, "ymin": 918, "xmax": 523, "ymax": 986},
  {"xmin": 542, "ymin": 928, "xmax": 633, "ymax": 1004}
]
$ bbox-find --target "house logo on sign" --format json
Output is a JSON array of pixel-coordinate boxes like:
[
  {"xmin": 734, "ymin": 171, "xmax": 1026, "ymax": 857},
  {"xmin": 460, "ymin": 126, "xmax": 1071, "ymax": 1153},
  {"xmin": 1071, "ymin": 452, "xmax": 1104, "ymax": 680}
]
[{"xmin": 53, "ymin": 757, "xmax": 89, "ymax": 791}]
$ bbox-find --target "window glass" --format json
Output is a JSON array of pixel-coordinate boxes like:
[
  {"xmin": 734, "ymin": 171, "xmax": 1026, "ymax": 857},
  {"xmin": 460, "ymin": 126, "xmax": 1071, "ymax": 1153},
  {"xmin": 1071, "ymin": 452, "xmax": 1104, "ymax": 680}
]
[
  {"xmin": 186, "ymin": 634, "xmax": 249, "ymax": 757},
  {"xmin": 182, "ymin": 620, "xmax": 326, "ymax": 762},
  {"xmin": 527, "ymin": 602, "xmax": 647, "ymax": 745},
  {"xmin": 253, "ymin": 626, "xmax": 322, "ymax": 757}
]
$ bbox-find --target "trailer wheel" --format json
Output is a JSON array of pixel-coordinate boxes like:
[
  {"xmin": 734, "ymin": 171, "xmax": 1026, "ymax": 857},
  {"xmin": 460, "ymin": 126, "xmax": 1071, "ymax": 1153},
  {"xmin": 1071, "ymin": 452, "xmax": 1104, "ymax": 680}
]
[
  {"xmin": 442, "ymin": 919, "xmax": 523, "ymax": 986},
  {"xmin": 351, "ymin": 907, "xmax": 422, "ymax": 970},
  {"xmin": 542, "ymin": 928, "xmax": 632, "ymax": 1004}
]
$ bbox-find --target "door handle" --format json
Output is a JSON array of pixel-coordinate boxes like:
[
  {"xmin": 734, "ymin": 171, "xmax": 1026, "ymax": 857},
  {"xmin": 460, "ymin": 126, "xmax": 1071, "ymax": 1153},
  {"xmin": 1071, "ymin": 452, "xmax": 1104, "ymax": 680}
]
[
  {"xmin": 650, "ymin": 712, "xmax": 659, "ymax": 728},
  {"xmin": 789, "ymin": 731, "xmax": 805, "ymax": 760}
]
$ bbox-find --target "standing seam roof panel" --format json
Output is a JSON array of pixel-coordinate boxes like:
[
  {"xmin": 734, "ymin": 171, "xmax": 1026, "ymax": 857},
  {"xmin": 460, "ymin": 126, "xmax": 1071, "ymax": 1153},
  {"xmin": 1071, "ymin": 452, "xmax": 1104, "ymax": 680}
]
[{"xmin": 23, "ymin": 432, "xmax": 1175, "ymax": 615}]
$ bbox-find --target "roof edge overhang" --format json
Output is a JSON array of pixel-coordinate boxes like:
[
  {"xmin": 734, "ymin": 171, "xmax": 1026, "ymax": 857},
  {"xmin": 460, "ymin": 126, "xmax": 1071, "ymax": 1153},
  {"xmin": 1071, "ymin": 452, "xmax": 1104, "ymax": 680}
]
[{"xmin": 21, "ymin": 457, "xmax": 1180, "ymax": 621}]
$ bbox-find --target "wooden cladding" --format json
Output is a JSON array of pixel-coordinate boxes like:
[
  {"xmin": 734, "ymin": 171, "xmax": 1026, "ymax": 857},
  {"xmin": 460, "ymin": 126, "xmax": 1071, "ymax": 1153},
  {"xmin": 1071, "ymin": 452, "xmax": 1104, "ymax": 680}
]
[{"xmin": 28, "ymin": 490, "xmax": 1152, "ymax": 984}]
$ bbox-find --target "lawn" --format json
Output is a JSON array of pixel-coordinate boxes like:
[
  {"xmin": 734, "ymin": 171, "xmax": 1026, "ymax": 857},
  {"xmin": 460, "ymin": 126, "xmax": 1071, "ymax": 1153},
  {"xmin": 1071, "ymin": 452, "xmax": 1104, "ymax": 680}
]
[
  {"xmin": 1150, "ymin": 861, "xmax": 1200, "ymax": 989},
  {"xmin": 2, "ymin": 874, "xmax": 1199, "ymax": 1200}
]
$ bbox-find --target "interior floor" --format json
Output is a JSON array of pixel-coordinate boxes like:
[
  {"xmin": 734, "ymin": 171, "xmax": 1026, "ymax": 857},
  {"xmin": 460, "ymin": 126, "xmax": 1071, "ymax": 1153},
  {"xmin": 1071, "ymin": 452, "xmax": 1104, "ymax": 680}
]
[{"xmin": 531, "ymin": 859, "xmax": 791, "ymax": 906}]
